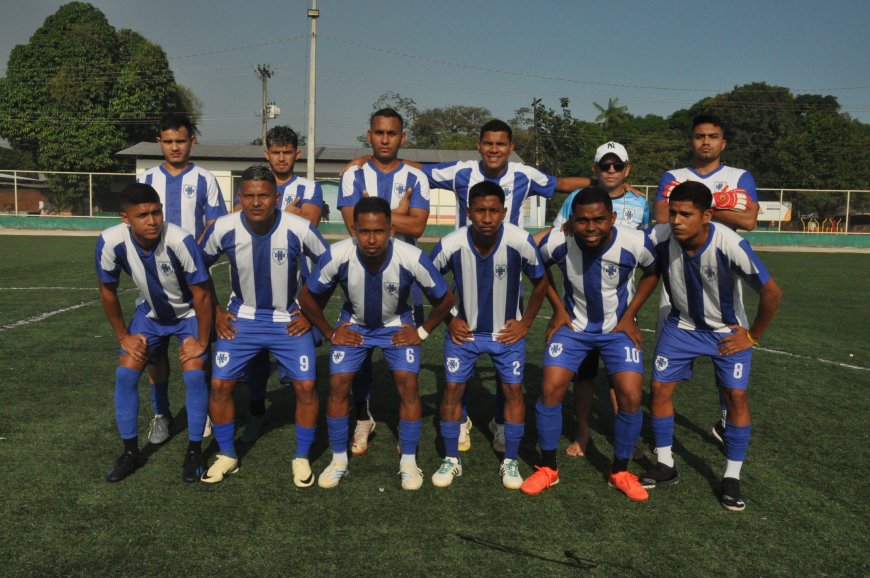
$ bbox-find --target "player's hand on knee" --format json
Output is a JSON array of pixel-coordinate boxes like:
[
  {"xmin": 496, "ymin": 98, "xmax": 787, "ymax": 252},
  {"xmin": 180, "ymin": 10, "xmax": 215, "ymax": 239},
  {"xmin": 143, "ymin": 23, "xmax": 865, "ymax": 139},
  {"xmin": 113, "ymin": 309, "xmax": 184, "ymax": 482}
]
[
  {"xmin": 546, "ymin": 309, "xmax": 571, "ymax": 342},
  {"xmin": 496, "ymin": 319, "xmax": 527, "ymax": 344},
  {"xmin": 179, "ymin": 337, "xmax": 206, "ymax": 364},
  {"xmin": 713, "ymin": 189, "xmax": 749, "ymax": 211},
  {"xmin": 391, "ymin": 323, "xmax": 421, "ymax": 347},
  {"xmin": 448, "ymin": 318, "xmax": 473, "ymax": 344},
  {"xmin": 611, "ymin": 316, "xmax": 643, "ymax": 351},
  {"xmin": 331, "ymin": 322, "xmax": 363, "ymax": 346},
  {"xmin": 216, "ymin": 309, "xmax": 237, "ymax": 340},
  {"xmin": 717, "ymin": 325, "xmax": 755, "ymax": 355},
  {"xmin": 120, "ymin": 333, "xmax": 148, "ymax": 362},
  {"xmin": 286, "ymin": 311, "xmax": 311, "ymax": 336}
]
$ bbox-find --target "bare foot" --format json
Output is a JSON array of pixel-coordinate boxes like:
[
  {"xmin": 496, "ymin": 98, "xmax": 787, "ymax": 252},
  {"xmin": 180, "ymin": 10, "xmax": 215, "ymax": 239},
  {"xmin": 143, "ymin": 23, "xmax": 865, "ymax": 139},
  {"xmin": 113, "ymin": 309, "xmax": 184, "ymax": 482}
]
[
  {"xmin": 566, "ymin": 426, "xmax": 589, "ymax": 457},
  {"xmin": 566, "ymin": 441, "xmax": 586, "ymax": 457}
]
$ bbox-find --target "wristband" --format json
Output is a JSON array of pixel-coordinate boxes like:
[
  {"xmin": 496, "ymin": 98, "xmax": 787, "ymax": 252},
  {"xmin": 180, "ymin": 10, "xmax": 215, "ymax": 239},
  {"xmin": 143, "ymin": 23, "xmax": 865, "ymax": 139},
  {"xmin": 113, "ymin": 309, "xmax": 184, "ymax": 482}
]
[
  {"xmin": 329, "ymin": 329, "xmax": 336, "ymax": 342},
  {"xmin": 745, "ymin": 328, "xmax": 759, "ymax": 346},
  {"xmin": 417, "ymin": 327, "xmax": 429, "ymax": 341}
]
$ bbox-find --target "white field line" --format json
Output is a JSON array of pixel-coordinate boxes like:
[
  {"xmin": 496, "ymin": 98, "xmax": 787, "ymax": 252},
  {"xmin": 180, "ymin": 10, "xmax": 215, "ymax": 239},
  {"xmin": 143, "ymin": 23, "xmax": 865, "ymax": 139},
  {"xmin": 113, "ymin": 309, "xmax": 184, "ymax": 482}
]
[{"xmin": 0, "ymin": 299, "xmax": 100, "ymax": 333}]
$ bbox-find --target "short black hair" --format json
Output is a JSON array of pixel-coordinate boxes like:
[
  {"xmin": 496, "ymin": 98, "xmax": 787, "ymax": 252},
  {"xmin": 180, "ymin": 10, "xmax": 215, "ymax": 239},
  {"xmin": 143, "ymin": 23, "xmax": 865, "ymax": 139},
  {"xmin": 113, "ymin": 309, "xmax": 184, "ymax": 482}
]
[
  {"xmin": 159, "ymin": 112, "xmax": 195, "ymax": 136},
  {"xmin": 370, "ymin": 108, "xmax": 404, "ymax": 131},
  {"xmin": 265, "ymin": 126, "xmax": 299, "ymax": 149},
  {"xmin": 120, "ymin": 182, "xmax": 160, "ymax": 209},
  {"xmin": 479, "ymin": 119, "xmax": 512, "ymax": 141},
  {"xmin": 571, "ymin": 186, "xmax": 613, "ymax": 215},
  {"xmin": 692, "ymin": 113, "xmax": 725, "ymax": 136},
  {"xmin": 669, "ymin": 181, "xmax": 713, "ymax": 211},
  {"xmin": 353, "ymin": 196, "xmax": 391, "ymax": 223},
  {"xmin": 240, "ymin": 165, "xmax": 277, "ymax": 188},
  {"xmin": 468, "ymin": 181, "xmax": 505, "ymax": 207}
]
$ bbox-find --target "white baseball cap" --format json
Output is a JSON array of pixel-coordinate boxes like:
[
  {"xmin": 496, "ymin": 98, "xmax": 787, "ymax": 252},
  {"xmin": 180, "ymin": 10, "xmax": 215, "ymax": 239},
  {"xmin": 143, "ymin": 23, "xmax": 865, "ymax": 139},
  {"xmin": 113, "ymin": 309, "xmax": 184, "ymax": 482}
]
[{"xmin": 594, "ymin": 141, "xmax": 629, "ymax": 163}]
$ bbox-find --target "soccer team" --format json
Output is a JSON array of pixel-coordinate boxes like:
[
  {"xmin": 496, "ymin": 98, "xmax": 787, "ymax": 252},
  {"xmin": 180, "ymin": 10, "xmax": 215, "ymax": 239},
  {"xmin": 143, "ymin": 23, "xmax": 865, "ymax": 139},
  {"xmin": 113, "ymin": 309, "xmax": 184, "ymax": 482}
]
[{"xmin": 97, "ymin": 109, "xmax": 781, "ymax": 511}]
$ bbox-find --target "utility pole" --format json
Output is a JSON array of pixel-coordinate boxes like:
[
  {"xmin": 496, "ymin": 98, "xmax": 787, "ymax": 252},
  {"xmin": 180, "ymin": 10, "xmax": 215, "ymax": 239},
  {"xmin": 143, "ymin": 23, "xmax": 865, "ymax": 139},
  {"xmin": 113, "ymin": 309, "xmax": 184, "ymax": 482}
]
[
  {"xmin": 306, "ymin": 0, "xmax": 319, "ymax": 180},
  {"xmin": 255, "ymin": 64, "xmax": 274, "ymax": 144},
  {"xmin": 531, "ymin": 97, "xmax": 542, "ymax": 166}
]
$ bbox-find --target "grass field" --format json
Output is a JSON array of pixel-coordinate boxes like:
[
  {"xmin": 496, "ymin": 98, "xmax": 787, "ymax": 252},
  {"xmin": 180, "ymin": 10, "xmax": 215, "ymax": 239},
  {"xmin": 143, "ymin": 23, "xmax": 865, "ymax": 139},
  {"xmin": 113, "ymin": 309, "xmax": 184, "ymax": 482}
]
[{"xmin": 1, "ymin": 234, "xmax": 868, "ymax": 576}]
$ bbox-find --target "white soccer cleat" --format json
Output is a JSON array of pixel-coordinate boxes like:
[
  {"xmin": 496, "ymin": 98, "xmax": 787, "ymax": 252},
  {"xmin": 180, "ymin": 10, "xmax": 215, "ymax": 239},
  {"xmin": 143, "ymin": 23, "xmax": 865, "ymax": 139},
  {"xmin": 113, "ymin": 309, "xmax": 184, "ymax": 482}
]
[
  {"xmin": 399, "ymin": 461, "xmax": 424, "ymax": 491},
  {"xmin": 500, "ymin": 458, "xmax": 523, "ymax": 490},
  {"xmin": 318, "ymin": 459, "xmax": 349, "ymax": 489},
  {"xmin": 352, "ymin": 418, "xmax": 376, "ymax": 455},
  {"xmin": 489, "ymin": 418, "xmax": 506, "ymax": 453},
  {"xmin": 202, "ymin": 415, "xmax": 213, "ymax": 438},
  {"xmin": 431, "ymin": 457, "xmax": 462, "ymax": 488},
  {"xmin": 292, "ymin": 458, "xmax": 314, "ymax": 488},
  {"xmin": 458, "ymin": 417, "xmax": 473, "ymax": 452},
  {"xmin": 200, "ymin": 454, "xmax": 239, "ymax": 484}
]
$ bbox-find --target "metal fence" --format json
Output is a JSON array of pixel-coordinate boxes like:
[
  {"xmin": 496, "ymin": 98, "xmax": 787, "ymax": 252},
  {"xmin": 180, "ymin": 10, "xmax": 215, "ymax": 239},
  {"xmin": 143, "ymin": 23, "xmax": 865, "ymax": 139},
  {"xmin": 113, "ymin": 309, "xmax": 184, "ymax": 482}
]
[{"xmin": 2, "ymin": 169, "xmax": 868, "ymax": 233}]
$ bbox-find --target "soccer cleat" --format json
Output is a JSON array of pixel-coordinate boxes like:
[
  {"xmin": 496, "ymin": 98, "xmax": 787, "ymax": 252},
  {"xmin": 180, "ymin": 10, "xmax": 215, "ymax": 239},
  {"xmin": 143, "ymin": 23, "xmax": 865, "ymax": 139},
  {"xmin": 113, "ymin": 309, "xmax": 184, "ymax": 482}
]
[
  {"xmin": 489, "ymin": 418, "xmax": 506, "ymax": 453},
  {"xmin": 351, "ymin": 418, "xmax": 376, "ymax": 455},
  {"xmin": 431, "ymin": 457, "xmax": 462, "ymax": 488},
  {"xmin": 317, "ymin": 459, "xmax": 348, "ymax": 489},
  {"xmin": 520, "ymin": 466, "xmax": 559, "ymax": 495},
  {"xmin": 638, "ymin": 463, "xmax": 679, "ymax": 489},
  {"xmin": 399, "ymin": 461, "xmax": 424, "ymax": 491},
  {"xmin": 719, "ymin": 477, "xmax": 746, "ymax": 511},
  {"xmin": 291, "ymin": 457, "xmax": 314, "ymax": 488},
  {"xmin": 458, "ymin": 417, "xmax": 473, "ymax": 452},
  {"xmin": 500, "ymin": 458, "xmax": 523, "ymax": 490},
  {"xmin": 711, "ymin": 421, "xmax": 725, "ymax": 446},
  {"xmin": 203, "ymin": 415, "xmax": 213, "ymax": 438},
  {"xmin": 106, "ymin": 451, "xmax": 139, "ymax": 483},
  {"xmin": 181, "ymin": 449, "xmax": 205, "ymax": 483},
  {"xmin": 608, "ymin": 471, "xmax": 650, "ymax": 502},
  {"xmin": 147, "ymin": 414, "xmax": 172, "ymax": 445},
  {"xmin": 241, "ymin": 413, "xmax": 268, "ymax": 443},
  {"xmin": 200, "ymin": 454, "xmax": 239, "ymax": 484}
]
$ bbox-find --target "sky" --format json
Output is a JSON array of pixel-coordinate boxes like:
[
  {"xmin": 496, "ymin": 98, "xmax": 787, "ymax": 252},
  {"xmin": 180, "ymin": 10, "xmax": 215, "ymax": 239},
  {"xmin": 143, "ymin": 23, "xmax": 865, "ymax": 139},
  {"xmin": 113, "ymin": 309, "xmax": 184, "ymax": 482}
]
[{"xmin": 1, "ymin": 0, "xmax": 869, "ymax": 147}]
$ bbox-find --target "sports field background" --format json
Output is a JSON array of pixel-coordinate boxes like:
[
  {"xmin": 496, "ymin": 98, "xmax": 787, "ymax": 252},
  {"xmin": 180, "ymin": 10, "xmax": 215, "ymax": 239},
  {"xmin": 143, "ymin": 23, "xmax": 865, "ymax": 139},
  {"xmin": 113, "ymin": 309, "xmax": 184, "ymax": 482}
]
[{"xmin": 1, "ymin": 235, "xmax": 868, "ymax": 576}]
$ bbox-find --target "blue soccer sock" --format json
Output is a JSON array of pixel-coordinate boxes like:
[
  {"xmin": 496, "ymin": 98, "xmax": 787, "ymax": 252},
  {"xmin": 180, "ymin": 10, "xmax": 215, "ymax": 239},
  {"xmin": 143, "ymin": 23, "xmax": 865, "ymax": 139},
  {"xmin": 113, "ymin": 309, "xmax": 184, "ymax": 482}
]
[
  {"xmin": 327, "ymin": 415, "xmax": 350, "ymax": 455},
  {"xmin": 212, "ymin": 421, "xmax": 237, "ymax": 458},
  {"xmin": 150, "ymin": 381, "xmax": 170, "ymax": 416},
  {"xmin": 535, "ymin": 398, "xmax": 562, "ymax": 452},
  {"xmin": 399, "ymin": 418, "xmax": 422, "ymax": 456},
  {"xmin": 723, "ymin": 422, "xmax": 751, "ymax": 462},
  {"xmin": 115, "ymin": 366, "xmax": 143, "ymax": 439},
  {"xmin": 182, "ymin": 370, "xmax": 208, "ymax": 442},
  {"xmin": 613, "ymin": 409, "xmax": 643, "ymax": 461},
  {"xmin": 651, "ymin": 415, "xmax": 675, "ymax": 467},
  {"xmin": 503, "ymin": 421, "xmax": 524, "ymax": 460},
  {"xmin": 440, "ymin": 420, "xmax": 461, "ymax": 458},
  {"xmin": 294, "ymin": 424, "xmax": 316, "ymax": 459}
]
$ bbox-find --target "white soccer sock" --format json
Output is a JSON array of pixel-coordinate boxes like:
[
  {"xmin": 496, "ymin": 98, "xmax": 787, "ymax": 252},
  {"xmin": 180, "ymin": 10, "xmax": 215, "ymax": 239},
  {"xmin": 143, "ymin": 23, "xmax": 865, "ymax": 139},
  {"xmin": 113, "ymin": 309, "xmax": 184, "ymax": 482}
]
[
  {"xmin": 399, "ymin": 453, "xmax": 417, "ymax": 467},
  {"xmin": 332, "ymin": 451, "xmax": 348, "ymax": 464},
  {"xmin": 724, "ymin": 459, "xmax": 743, "ymax": 480},
  {"xmin": 656, "ymin": 446, "xmax": 674, "ymax": 468}
]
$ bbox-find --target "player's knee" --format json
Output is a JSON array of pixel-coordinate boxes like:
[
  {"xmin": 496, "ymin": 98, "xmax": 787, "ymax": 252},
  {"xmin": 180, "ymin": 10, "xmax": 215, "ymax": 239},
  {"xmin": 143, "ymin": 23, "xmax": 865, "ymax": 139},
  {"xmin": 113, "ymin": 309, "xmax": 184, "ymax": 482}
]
[{"xmin": 209, "ymin": 379, "xmax": 235, "ymax": 399}]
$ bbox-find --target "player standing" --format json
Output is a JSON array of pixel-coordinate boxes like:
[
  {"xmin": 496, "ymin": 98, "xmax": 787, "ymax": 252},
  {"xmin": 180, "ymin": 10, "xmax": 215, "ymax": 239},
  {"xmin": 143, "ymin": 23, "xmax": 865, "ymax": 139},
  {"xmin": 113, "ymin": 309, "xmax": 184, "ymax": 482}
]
[
  {"xmin": 97, "ymin": 183, "xmax": 212, "ymax": 483},
  {"xmin": 136, "ymin": 112, "xmax": 227, "ymax": 444},
  {"xmin": 520, "ymin": 187, "xmax": 658, "ymax": 501},
  {"xmin": 639, "ymin": 181, "xmax": 781, "ymax": 511},
  {"xmin": 336, "ymin": 108, "xmax": 431, "ymax": 456},
  {"xmin": 429, "ymin": 181, "xmax": 547, "ymax": 489},
  {"xmin": 655, "ymin": 114, "xmax": 759, "ymax": 443},
  {"xmin": 298, "ymin": 197, "xmax": 454, "ymax": 490},
  {"xmin": 198, "ymin": 166, "xmax": 329, "ymax": 486}
]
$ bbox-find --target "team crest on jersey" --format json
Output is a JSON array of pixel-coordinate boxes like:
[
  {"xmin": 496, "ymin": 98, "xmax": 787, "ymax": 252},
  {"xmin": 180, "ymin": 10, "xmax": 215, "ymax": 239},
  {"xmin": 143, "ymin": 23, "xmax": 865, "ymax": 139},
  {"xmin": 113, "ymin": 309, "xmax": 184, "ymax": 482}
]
[
  {"xmin": 393, "ymin": 182, "xmax": 408, "ymax": 198},
  {"xmin": 548, "ymin": 342, "xmax": 563, "ymax": 358},
  {"xmin": 602, "ymin": 263, "xmax": 619, "ymax": 280},
  {"xmin": 215, "ymin": 351, "xmax": 230, "ymax": 368},
  {"xmin": 624, "ymin": 208, "xmax": 636, "ymax": 222},
  {"xmin": 383, "ymin": 281, "xmax": 399, "ymax": 296},
  {"xmin": 183, "ymin": 184, "xmax": 197, "ymax": 199},
  {"xmin": 655, "ymin": 355, "xmax": 669, "ymax": 371},
  {"xmin": 713, "ymin": 181, "xmax": 727, "ymax": 192},
  {"xmin": 702, "ymin": 264, "xmax": 717, "ymax": 282},
  {"xmin": 157, "ymin": 261, "xmax": 173, "ymax": 277},
  {"xmin": 494, "ymin": 264, "xmax": 507, "ymax": 280},
  {"xmin": 332, "ymin": 351, "xmax": 345, "ymax": 364},
  {"xmin": 446, "ymin": 357, "xmax": 460, "ymax": 373},
  {"xmin": 272, "ymin": 248, "xmax": 288, "ymax": 266},
  {"xmin": 502, "ymin": 186, "xmax": 513, "ymax": 198}
]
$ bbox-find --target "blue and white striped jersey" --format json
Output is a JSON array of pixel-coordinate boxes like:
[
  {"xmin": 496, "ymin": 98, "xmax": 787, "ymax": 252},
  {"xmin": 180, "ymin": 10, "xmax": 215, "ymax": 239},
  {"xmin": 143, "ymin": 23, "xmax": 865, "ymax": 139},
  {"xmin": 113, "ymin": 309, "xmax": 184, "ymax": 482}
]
[
  {"xmin": 422, "ymin": 161, "xmax": 556, "ymax": 228},
  {"xmin": 553, "ymin": 189, "xmax": 650, "ymax": 229},
  {"xmin": 648, "ymin": 223, "xmax": 771, "ymax": 332},
  {"xmin": 96, "ymin": 222, "xmax": 209, "ymax": 322},
  {"xmin": 307, "ymin": 238, "xmax": 448, "ymax": 328},
  {"xmin": 338, "ymin": 161, "xmax": 430, "ymax": 243},
  {"xmin": 656, "ymin": 165, "xmax": 758, "ymax": 211},
  {"xmin": 540, "ymin": 225, "xmax": 656, "ymax": 333},
  {"xmin": 137, "ymin": 164, "xmax": 227, "ymax": 241},
  {"xmin": 200, "ymin": 211, "xmax": 329, "ymax": 323},
  {"xmin": 430, "ymin": 224, "xmax": 544, "ymax": 337},
  {"xmin": 278, "ymin": 175, "xmax": 324, "ymax": 211}
]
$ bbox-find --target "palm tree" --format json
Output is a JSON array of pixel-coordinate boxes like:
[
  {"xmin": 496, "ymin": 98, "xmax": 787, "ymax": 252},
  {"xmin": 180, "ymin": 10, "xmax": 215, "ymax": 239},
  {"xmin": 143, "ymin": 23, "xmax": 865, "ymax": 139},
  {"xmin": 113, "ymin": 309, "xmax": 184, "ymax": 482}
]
[{"xmin": 593, "ymin": 97, "xmax": 629, "ymax": 128}]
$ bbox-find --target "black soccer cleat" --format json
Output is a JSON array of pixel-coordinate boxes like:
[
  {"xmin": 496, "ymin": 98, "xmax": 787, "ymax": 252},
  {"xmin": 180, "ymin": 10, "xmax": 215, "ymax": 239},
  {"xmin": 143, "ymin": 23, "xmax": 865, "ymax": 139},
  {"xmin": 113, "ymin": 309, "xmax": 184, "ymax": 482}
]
[
  {"xmin": 711, "ymin": 421, "xmax": 726, "ymax": 446},
  {"xmin": 182, "ymin": 449, "xmax": 205, "ymax": 483},
  {"xmin": 106, "ymin": 451, "xmax": 140, "ymax": 483},
  {"xmin": 638, "ymin": 463, "xmax": 679, "ymax": 489},
  {"xmin": 719, "ymin": 477, "xmax": 746, "ymax": 511}
]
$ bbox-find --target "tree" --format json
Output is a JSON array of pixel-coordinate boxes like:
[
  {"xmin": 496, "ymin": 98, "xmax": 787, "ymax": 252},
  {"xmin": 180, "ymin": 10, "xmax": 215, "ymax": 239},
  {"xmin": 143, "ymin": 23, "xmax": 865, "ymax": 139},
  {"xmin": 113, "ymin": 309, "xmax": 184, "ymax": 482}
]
[
  {"xmin": 412, "ymin": 105, "xmax": 492, "ymax": 150},
  {"xmin": 357, "ymin": 91, "xmax": 420, "ymax": 144},
  {"xmin": 593, "ymin": 97, "xmax": 629, "ymax": 129},
  {"xmin": 0, "ymin": 2, "xmax": 199, "ymax": 211}
]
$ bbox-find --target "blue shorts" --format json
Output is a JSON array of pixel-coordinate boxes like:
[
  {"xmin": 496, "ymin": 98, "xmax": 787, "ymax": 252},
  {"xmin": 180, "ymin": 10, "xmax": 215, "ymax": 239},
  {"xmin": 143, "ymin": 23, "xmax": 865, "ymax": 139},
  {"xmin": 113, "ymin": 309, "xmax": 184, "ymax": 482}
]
[
  {"xmin": 123, "ymin": 311, "xmax": 207, "ymax": 362},
  {"xmin": 652, "ymin": 318, "xmax": 752, "ymax": 390},
  {"xmin": 212, "ymin": 317, "xmax": 316, "ymax": 381},
  {"xmin": 330, "ymin": 324, "xmax": 420, "ymax": 374},
  {"xmin": 444, "ymin": 334, "xmax": 525, "ymax": 384},
  {"xmin": 543, "ymin": 326, "xmax": 643, "ymax": 376}
]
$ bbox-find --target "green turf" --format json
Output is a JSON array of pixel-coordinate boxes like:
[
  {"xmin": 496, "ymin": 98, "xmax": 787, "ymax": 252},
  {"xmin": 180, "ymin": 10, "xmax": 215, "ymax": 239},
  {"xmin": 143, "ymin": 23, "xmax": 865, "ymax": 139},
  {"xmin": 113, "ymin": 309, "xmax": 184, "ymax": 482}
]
[{"xmin": 0, "ymin": 235, "xmax": 868, "ymax": 576}]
